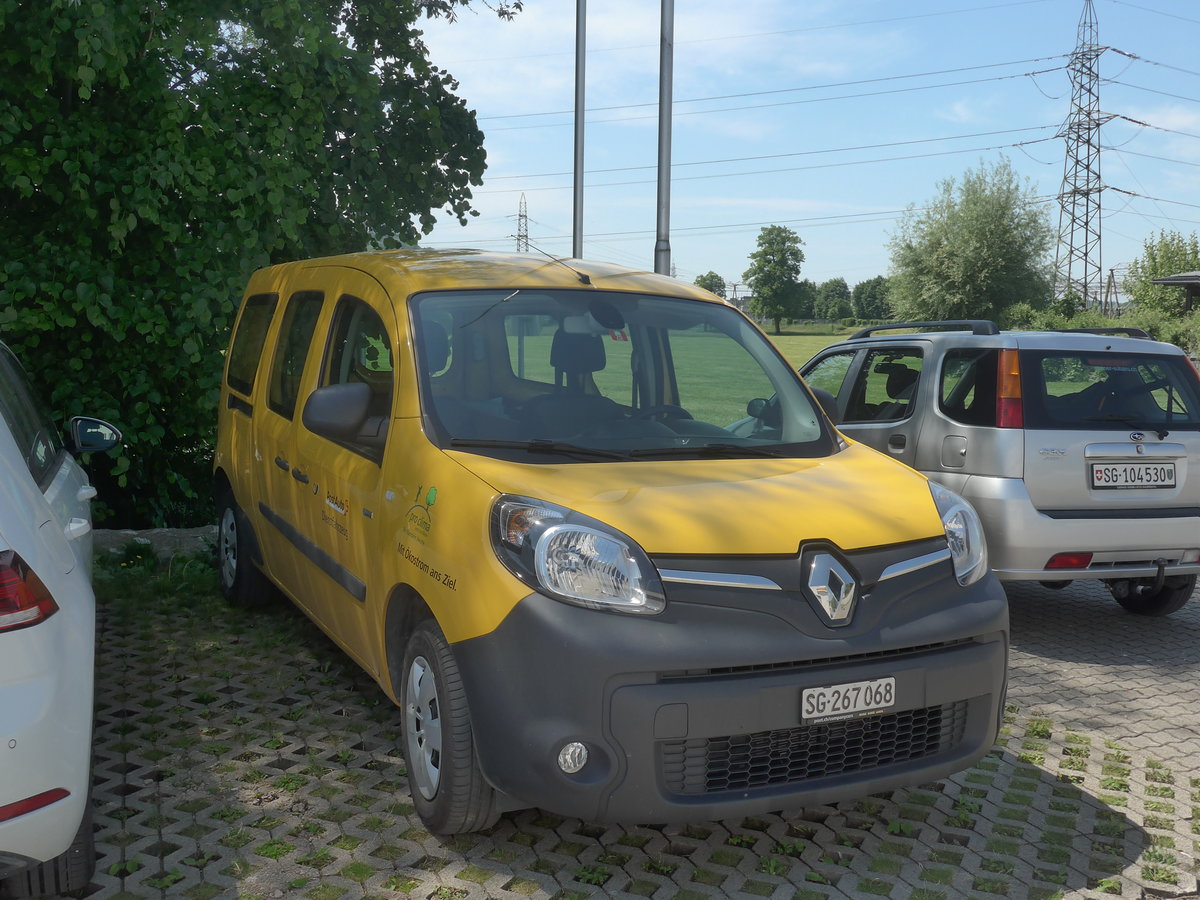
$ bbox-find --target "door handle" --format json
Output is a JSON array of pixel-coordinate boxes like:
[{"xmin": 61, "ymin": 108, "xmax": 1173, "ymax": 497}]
[
  {"xmin": 888, "ymin": 434, "xmax": 907, "ymax": 450},
  {"xmin": 274, "ymin": 456, "xmax": 290, "ymax": 472},
  {"xmin": 291, "ymin": 468, "xmax": 309, "ymax": 484}
]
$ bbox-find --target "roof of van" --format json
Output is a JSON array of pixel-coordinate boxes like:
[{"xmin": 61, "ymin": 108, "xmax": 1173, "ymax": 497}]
[{"xmin": 276, "ymin": 248, "xmax": 727, "ymax": 303}]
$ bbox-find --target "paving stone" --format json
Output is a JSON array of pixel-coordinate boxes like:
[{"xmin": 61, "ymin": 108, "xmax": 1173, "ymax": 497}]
[{"xmin": 61, "ymin": 537, "xmax": 1200, "ymax": 899}]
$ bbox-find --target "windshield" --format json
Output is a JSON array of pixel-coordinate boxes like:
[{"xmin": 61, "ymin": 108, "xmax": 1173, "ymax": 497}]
[{"xmin": 410, "ymin": 289, "xmax": 832, "ymax": 461}]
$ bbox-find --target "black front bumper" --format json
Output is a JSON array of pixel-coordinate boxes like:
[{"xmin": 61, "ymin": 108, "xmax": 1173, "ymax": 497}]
[{"xmin": 453, "ymin": 548, "xmax": 1009, "ymax": 824}]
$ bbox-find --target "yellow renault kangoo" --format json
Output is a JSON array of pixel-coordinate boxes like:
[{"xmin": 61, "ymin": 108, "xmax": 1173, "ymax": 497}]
[{"xmin": 214, "ymin": 249, "xmax": 1008, "ymax": 834}]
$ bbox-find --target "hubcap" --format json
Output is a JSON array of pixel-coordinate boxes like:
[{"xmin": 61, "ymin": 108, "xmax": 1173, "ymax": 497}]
[
  {"xmin": 405, "ymin": 655, "xmax": 442, "ymax": 800},
  {"xmin": 219, "ymin": 506, "xmax": 238, "ymax": 589}
]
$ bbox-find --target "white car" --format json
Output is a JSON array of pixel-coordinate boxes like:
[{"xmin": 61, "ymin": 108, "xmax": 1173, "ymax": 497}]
[{"xmin": 0, "ymin": 340, "xmax": 119, "ymax": 897}]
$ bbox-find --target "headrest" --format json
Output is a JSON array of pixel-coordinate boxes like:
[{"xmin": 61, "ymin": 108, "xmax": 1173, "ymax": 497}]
[
  {"xmin": 551, "ymin": 330, "xmax": 606, "ymax": 375},
  {"xmin": 877, "ymin": 364, "xmax": 918, "ymax": 398}
]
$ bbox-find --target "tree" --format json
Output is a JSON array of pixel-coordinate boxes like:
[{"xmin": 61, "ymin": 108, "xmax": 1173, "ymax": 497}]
[
  {"xmin": 742, "ymin": 226, "xmax": 806, "ymax": 334},
  {"xmin": 1123, "ymin": 230, "xmax": 1200, "ymax": 315},
  {"xmin": 0, "ymin": 0, "xmax": 513, "ymax": 526},
  {"xmin": 813, "ymin": 278, "xmax": 852, "ymax": 320},
  {"xmin": 851, "ymin": 275, "xmax": 892, "ymax": 319},
  {"xmin": 694, "ymin": 271, "xmax": 727, "ymax": 299},
  {"xmin": 887, "ymin": 158, "xmax": 1054, "ymax": 324}
]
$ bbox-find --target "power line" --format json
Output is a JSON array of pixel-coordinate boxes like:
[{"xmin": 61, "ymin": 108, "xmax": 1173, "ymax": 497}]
[
  {"xmin": 474, "ymin": 137, "xmax": 1060, "ymax": 195},
  {"xmin": 486, "ymin": 66, "xmax": 1067, "ymax": 132},
  {"xmin": 479, "ymin": 56, "xmax": 1068, "ymax": 121},
  {"xmin": 484, "ymin": 125, "xmax": 1059, "ymax": 181}
]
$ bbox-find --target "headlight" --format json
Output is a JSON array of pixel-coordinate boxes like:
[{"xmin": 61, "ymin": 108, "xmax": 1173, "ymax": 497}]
[
  {"xmin": 929, "ymin": 482, "xmax": 988, "ymax": 586},
  {"xmin": 491, "ymin": 495, "xmax": 665, "ymax": 614}
]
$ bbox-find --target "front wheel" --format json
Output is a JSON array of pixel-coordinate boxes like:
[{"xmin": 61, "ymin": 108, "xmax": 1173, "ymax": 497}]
[
  {"xmin": 1108, "ymin": 574, "xmax": 1197, "ymax": 616},
  {"xmin": 401, "ymin": 619, "xmax": 498, "ymax": 834},
  {"xmin": 216, "ymin": 490, "xmax": 272, "ymax": 608}
]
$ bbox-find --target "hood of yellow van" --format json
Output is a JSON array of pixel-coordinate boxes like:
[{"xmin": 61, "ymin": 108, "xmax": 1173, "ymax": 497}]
[{"xmin": 450, "ymin": 443, "xmax": 943, "ymax": 556}]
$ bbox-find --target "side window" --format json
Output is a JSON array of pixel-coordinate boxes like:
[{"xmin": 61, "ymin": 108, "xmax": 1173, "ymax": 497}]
[
  {"xmin": 803, "ymin": 352, "xmax": 856, "ymax": 399},
  {"xmin": 226, "ymin": 293, "xmax": 277, "ymax": 395},
  {"xmin": 940, "ymin": 348, "xmax": 998, "ymax": 427},
  {"xmin": 844, "ymin": 349, "xmax": 923, "ymax": 423},
  {"xmin": 323, "ymin": 297, "xmax": 393, "ymax": 420},
  {"xmin": 0, "ymin": 344, "xmax": 63, "ymax": 487},
  {"xmin": 268, "ymin": 291, "xmax": 325, "ymax": 419}
]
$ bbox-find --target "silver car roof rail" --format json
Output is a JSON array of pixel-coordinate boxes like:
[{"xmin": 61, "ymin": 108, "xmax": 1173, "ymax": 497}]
[
  {"xmin": 1055, "ymin": 327, "xmax": 1151, "ymax": 339},
  {"xmin": 849, "ymin": 320, "xmax": 1000, "ymax": 339}
]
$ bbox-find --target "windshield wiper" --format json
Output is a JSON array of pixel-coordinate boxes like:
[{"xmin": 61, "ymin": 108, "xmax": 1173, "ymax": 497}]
[
  {"xmin": 1082, "ymin": 415, "xmax": 1169, "ymax": 439},
  {"xmin": 448, "ymin": 438, "xmax": 627, "ymax": 460},
  {"xmin": 630, "ymin": 442, "xmax": 782, "ymax": 459}
]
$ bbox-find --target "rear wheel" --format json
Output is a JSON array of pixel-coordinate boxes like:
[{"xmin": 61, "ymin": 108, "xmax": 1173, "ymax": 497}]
[
  {"xmin": 1, "ymin": 806, "xmax": 94, "ymax": 898},
  {"xmin": 217, "ymin": 490, "xmax": 272, "ymax": 608},
  {"xmin": 401, "ymin": 619, "xmax": 498, "ymax": 834},
  {"xmin": 1108, "ymin": 574, "xmax": 1197, "ymax": 616}
]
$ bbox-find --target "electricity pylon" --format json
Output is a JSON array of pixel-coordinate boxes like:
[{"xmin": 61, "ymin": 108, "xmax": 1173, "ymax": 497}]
[{"xmin": 1054, "ymin": 0, "xmax": 1113, "ymax": 311}]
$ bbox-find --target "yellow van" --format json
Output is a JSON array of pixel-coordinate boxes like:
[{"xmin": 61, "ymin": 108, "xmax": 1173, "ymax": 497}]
[{"xmin": 213, "ymin": 249, "xmax": 1008, "ymax": 834}]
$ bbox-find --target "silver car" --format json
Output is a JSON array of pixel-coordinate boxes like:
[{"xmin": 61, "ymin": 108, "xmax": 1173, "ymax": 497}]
[
  {"xmin": 0, "ymin": 340, "xmax": 119, "ymax": 896},
  {"xmin": 802, "ymin": 321, "xmax": 1200, "ymax": 616}
]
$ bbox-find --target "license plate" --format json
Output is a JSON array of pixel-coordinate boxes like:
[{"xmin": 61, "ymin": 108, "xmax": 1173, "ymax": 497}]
[
  {"xmin": 1091, "ymin": 462, "xmax": 1176, "ymax": 490},
  {"xmin": 802, "ymin": 677, "xmax": 895, "ymax": 724}
]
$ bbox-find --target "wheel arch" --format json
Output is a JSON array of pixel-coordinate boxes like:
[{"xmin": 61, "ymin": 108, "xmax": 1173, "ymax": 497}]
[{"xmin": 384, "ymin": 584, "xmax": 435, "ymax": 702}]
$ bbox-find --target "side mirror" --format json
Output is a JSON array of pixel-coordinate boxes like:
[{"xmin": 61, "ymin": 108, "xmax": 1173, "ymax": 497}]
[
  {"xmin": 810, "ymin": 387, "xmax": 841, "ymax": 425},
  {"xmin": 69, "ymin": 417, "xmax": 121, "ymax": 454},
  {"xmin": 302, "ymin": 382, "xmax": 371, "ymax": 439}
]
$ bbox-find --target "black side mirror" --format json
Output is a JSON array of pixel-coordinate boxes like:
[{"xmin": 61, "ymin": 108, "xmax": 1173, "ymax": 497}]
[
  {"xmin": 69, "ymin": 416, "xmax": 121, "ymax": 454},
  {"xmin": 810, "ymin": 387, "xmax": 841, "ymax": 425},
  {"xmin": 302, "ymin": 382, "xmax": 371, "ymax": 439}
]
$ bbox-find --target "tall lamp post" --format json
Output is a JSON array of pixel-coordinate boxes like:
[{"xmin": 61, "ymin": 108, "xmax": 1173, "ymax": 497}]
[{"xmin": 653, "ymin": 0, "xmax": 674, "ymax": 275}]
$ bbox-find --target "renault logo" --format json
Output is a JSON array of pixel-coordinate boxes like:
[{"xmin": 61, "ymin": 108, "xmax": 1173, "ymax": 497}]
[{"xmin": 807, "ymin": 553, "xmax": 857, "ymax": 624}]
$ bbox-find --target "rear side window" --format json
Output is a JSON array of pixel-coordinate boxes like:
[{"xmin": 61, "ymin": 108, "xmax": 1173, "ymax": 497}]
[
  {"xmin": 268, "ymin": 291, "xmax": 325, "ymax": 419},
  {"xmin": 1023, "ymin": 351, "xmax": 1200, "ymax": 430},
  {"xmin": 843, "ymin": 349, "xmax": 923, "ymax": 423},
  {"xmin": 0, "ymin": 344, "xmax": 63, "ymax": 487},
  {"xmin": 226, "ymin": 293, "xmax": 277, "ymax": 395},
  {"xmin": 940, "ymin": 348, "xmax": 999, "ymax": 427}
]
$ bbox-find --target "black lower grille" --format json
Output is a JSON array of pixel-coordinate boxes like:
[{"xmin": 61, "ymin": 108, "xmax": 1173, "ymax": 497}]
[{"xmin": 661, "ymin": 701, "xmax": 969, "ymax": 796}]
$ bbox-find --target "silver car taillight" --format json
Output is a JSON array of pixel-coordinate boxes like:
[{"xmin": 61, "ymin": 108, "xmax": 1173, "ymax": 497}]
[{"xmin": 0, "ymin": 550, "xmax": 60, "ymax": 633}]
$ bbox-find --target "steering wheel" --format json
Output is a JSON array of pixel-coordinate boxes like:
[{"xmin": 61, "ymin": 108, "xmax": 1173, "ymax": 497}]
[{"xmin": 631, "ymin": 404, "xmax": 693, "ymax": 420}]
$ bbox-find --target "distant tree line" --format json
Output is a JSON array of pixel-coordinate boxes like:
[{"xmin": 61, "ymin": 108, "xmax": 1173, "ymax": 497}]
[{"xmin": 698, "ymin": 157, "xmax": 1199, "ymax": 354}]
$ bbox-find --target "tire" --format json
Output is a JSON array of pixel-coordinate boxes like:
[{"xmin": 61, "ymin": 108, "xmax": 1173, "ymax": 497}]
[
  {"xmin": 1, "ymin": 806, "xmax": 94, "ymax": 898},
  {"xmin": 216, "ymin": 490, "xmax": 272, "ymax": 608},
  {"xmin": 1110, "ymin": 574, "xmax": 1197, "ymax": 617},
  {"xmin": 401, "ymin": 619, "xmax": 499, "ymax": 834}
]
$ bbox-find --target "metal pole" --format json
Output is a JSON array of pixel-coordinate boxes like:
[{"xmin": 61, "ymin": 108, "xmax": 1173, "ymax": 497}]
[
  {"xmin": 572, "ymin": 0, "xmax": 586, "ymax": 260},
  {"xmin": 653, "ymin": 0, "xmax": 673, "ymax": 275}
]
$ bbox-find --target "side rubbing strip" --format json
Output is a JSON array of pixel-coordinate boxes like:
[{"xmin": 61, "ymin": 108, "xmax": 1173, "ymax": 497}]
[
  {"xmin": 878, "ymin": 548, "xmax": 952, "ymax": 583},
  {"xmin": 658, "ymin": 570, "xmax": 782, "ymax": 591},
  {"xmin": 258, "ymin": 502, "xmax": 366, "ymax": 603}
]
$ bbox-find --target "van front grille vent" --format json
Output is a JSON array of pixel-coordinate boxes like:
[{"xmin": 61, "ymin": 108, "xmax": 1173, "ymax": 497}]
[{"xmin": 660, "ymin": 700, "xmax": 969, "ymax": 796}]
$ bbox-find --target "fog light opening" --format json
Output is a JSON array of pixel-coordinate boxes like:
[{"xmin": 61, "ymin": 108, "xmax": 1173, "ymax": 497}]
[{"xmin": 557, "ymin": 742, "xmax": 589, "ymax": 775}]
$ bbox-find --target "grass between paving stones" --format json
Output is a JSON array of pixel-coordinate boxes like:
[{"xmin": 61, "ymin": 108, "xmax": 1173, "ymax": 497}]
[{"xmin": 84, "ymin": 540, "xmax": 1199, "ymax": 900}]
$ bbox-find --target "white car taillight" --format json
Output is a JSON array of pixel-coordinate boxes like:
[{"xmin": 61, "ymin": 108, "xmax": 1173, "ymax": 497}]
[{"xmin": 0, "ymin": 550, "xmax": 59, "ymax": 633}]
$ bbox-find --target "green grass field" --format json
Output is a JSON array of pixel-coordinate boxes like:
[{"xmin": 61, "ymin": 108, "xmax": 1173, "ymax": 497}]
[{"xmin": 765, "ymin": 333, "xmax": 843, "ymax": 368}]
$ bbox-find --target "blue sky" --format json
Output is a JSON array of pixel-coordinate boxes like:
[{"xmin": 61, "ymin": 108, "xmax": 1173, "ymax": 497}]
[{"xmin": 417, "ymin": 0, "xmax": 1200, "ymax": 304}]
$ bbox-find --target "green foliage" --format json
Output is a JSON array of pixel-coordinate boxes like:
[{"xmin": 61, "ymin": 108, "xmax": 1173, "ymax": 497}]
[
  {"xmin": 694, "ymin": 271, "xmax": 727, "ymax": 299},
  {"xmin": 1123, "ymin": 230, "xmax": 1200, "ymax": 316},
  {"xmin": 743, "ymin": 225, "xmax": 806, "ymax": 333},
  {"xmin": 0, "ymin": 0, "xmax": 504, "ymax": 525},
  {"xmin": 1003, "ymin": 302, "xmax": 1200, "ymax": 355},
  {"xmin": 888, "ymin": 157, "xmax": 1054, "ymax": 323},
  {"xmin": 813, "ymin": 277, "xmax": 851, "ymax": 320},
  {"xmin": 851, "ymin": 275, "xmax": 892, "ymax": 319}
]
